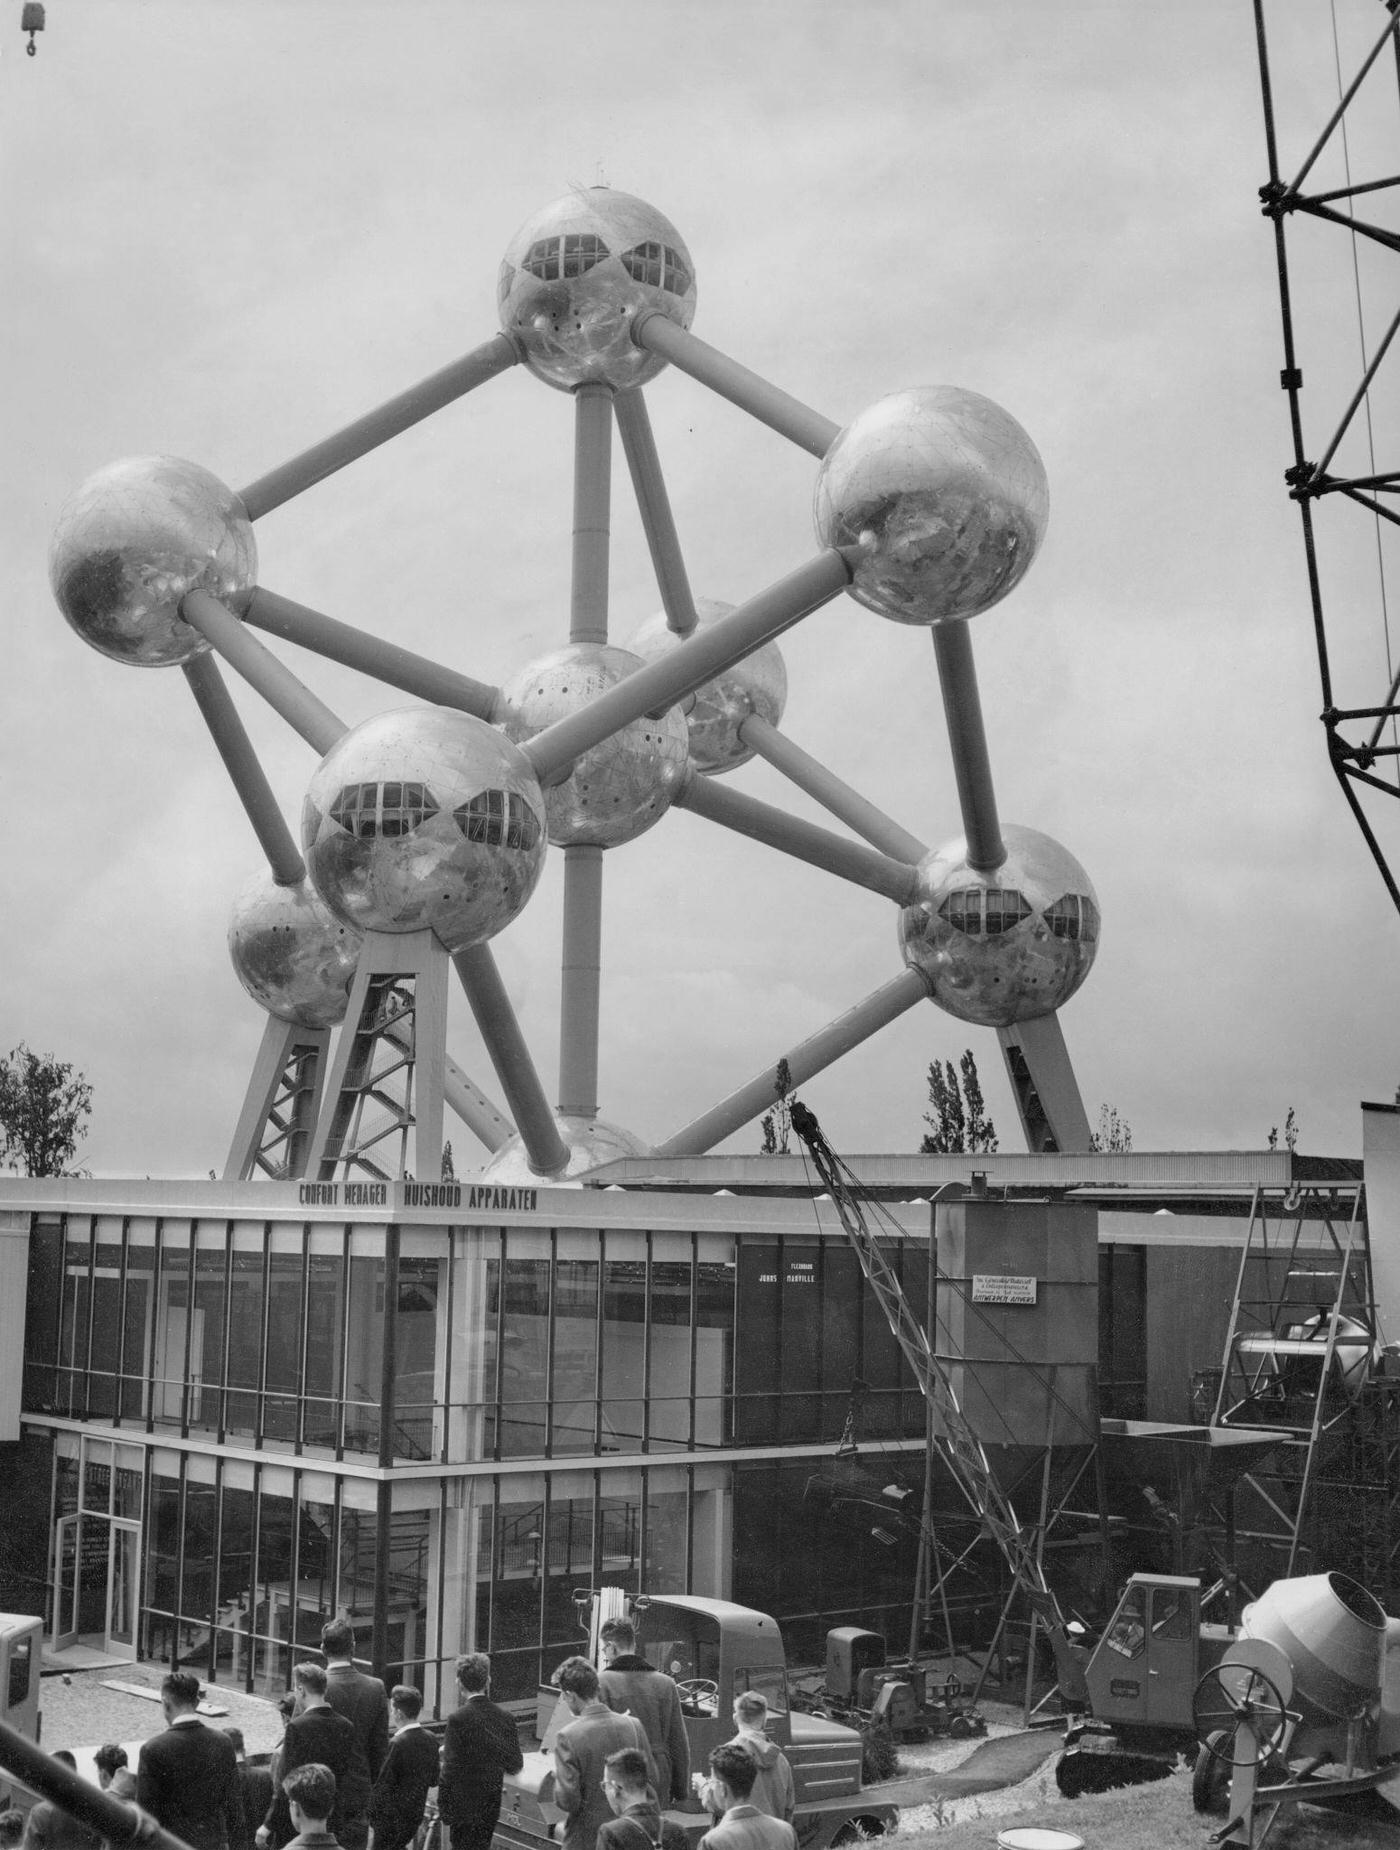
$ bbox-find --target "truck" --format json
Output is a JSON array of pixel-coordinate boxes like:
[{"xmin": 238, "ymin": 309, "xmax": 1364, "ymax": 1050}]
[{"xmin": 493, "ymin": 1593, "xmax": 897, "ymax": 1850}]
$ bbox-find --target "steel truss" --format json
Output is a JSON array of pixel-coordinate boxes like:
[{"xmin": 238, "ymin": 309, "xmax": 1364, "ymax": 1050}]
[{"xmin": 1255, "ymin": 1, "xmax": 1400, "ymax": 910}]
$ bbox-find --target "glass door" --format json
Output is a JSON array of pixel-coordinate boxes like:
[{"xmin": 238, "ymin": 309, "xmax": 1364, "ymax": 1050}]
[
  {"xmin": 52, "ymin": 1515, "xmax": 80, "ymax": 1649},
  {"xmin": 108, "ymin": 1522, "xmax": 139, "ymax": 1653}
]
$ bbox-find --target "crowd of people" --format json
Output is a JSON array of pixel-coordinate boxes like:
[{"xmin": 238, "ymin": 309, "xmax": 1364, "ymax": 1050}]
[{"xmin": 15, "ymin": 1615, "xmax": 799, "ymax": 1850}]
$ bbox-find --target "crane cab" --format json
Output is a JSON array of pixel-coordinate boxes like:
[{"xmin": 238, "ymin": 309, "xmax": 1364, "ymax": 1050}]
[{"xmin": 1084, "ymin": 1575, "xmax": 1230, "ymax": 1734}]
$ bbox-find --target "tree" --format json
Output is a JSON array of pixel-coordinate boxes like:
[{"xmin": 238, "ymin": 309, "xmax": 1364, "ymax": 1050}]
[
  {"xmin": 759, "ymin": 1058, "xmax": 794, "ymax": 1155},
  {"xmin": 1091, "ymin": 1103, "xmax": 1133, "ymax": 1152},
  {"xmin": 0, "ymin": 1044, "xmax": 93, "ymax": 1176},
  {"xmin": 441, "ymin": 1140, "xmax": 455, "ymax": 1181},
  {"xmin": 921, "ymin": 1049, "xmax": 997, "ymax": 1154}
]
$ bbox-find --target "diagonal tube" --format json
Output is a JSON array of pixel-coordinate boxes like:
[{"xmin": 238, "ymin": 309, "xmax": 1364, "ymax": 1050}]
[
  {"xmin": 674, "ymin": 769, "xmax": 918, "ymax": 905},
  {"xmin": 739, "ymin": 714, "xmax": 929, "ymax": 864},
  {"xmin": 656, "ymin": 967, "xmax": 931, "ymax": 1157},
  {"xmin": 452, "ymin": 942, "xmax": 571, "ymax": 1176},
  {"xmin": 246, "ymin": 588, "xmax": 498, "ymax": 718},
  {"xmin": 238, "ymin": 333, "xmax": 520, "ymax": 519},
  {"xmin": 930, "ymin": 621, "xmax": 1005, "ymax": 873},
  {"xmin": 182, "ymin": 653, "xmax": 306, "ymax": 884},
  {"xmin": 523, "ymin": 549, "xmax": 852, "ymax": 786},
  {"xmin": 614, "ymin": 387, "xmax": 698, "ymax": 636},
  {"xmin": 181, "ymin": 590, "xmax": 347, "ymax": 755},
  {"xmin": 631, "ymin": 311, "xmax": 840, "ymax": 458}
]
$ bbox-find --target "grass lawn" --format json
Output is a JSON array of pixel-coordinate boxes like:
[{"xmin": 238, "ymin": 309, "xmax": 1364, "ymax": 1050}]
[{"xmin": 893, "ymin": 1766, "xmax": 1400, "ymax": 1850}]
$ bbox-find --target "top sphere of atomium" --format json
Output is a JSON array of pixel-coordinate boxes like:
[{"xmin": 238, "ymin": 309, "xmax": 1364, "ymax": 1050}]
[
  {"xmin": 303, "ymin": 708, "xmax": 547, "ymax": 951},
  {"xmin": 814, "ymin": 387, "xmax": 1048, "ymax": 625},
  {"xmin": 899, "ymin": 824, "xmax": 1099, "ymax": 1026},
  {"xmin": 627, "ymin": 601, "xmax": 787, "ymax": 775},
  {"xmin": 493, "ymin": 645, "xmax": 688, "ymax": 847},
  {"xmin": 498, "ymin": 188, "xmax": 696, "ymax": 393},
  {"xmin": 227, "ymin": 871, "xmax": 362, "ymax": 1030},
  {"xmin": 49, "ymin": 455, "xmax": 257, "ymax": 667}
]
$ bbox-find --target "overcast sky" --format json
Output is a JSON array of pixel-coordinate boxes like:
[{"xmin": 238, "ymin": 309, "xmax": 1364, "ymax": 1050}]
[{"xmin": 4, "ymin": 1, "xmax": 1399, "ymax": 1178}]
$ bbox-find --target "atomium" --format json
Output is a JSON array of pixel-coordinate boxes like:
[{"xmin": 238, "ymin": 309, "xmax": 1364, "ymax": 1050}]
[
  {"xmin": 228, "ymin": 871, "xmax": 362, "ymax": 1029},
  {"xmin": 627, "ymin": 601, "xmax": 787, "ymax": 774},
  {"xmin": 814, "ymin": 387, "xmax": 1049, "ymax": 625},
  {"xmin": 303, "ymin": 708, "xmax": 547, "ymax": 952},
  {"xmin": 53, "ymin": 185, "xmax": 1101, "ymax": 1181},
  {"xmin": 493, "ymin": 645, "xmax": 689, "ymax": 846},
  {"xmin": 898, "ymin": 826, "xmax": 1099, "ymax": 1027},
  {"xmin": 49, "ymin": 455, "xmax": 256, "ymax": 667},
  {"xmin": 498, "ymin": 188, "xmax": 697, "ymax": 394}
]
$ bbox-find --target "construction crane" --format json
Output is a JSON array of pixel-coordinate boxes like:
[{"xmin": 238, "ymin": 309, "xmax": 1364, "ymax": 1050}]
[{"xmin": 789, "ymin": 1098, "xmax": 1085, "ymax": 1702}]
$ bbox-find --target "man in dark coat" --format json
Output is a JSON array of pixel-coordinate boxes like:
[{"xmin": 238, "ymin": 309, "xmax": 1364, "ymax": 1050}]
[
  {"xmin": 137, "ymin": 1673, "xmax": 246, "ymax": 1850},
  {"xmin": 368, "ymin": 1687, "xmax": 439, "ymax": 1850},
  {"xmin": 552, "ymin": 1658, "xmax": 655, "ymax": 1850},
  {"xmin": 598, "ymin": 1619, "xmax": 689, "ymax": 1808},
  {"xmin": 321, "ymin": 1621, "xmax": 389, "ymax": 1850},
  {"xmin": 437, "ymin": 1653, "xmax": 523, "ymax": 1850},
  {"xmin": 257, "ymin": 1664, "xmax": 356, "ymax": 1850},
  {"xmin": 225, "ymin": 1730, "xmax": 274, "ymax": 1850}
]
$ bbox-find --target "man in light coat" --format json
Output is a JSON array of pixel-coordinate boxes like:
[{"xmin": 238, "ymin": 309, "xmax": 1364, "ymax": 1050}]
[
  {"xmin": 697, "ymin": 1747, "xmax": 795, "ymax": 1850},
  {"xmin": 597, "ymin": 1620, "xmax": 689, "ymax": 1809}
]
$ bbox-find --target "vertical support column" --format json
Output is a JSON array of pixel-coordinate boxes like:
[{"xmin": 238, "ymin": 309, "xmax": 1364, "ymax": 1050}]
[
  {"xmin": 559, "ymin": 847, "xmax": 603, "ymax": 1119},
  {"xmin": 558, "ymin": 383, "xmax": 613, "ymax": 1117},
  {"xmin": 571, "ymin": 383, "xmax": 613, "ymax": 645}
]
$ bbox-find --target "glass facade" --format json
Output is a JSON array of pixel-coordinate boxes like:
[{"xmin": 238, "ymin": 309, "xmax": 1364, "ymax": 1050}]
[{"xmin": 21, "ymin": 1206, "xmax": 930, "ymax": 1708}]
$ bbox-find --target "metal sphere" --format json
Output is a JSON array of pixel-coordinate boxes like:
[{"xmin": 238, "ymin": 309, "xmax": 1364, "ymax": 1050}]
[
  {"xmin": 227, "ymin": 871, "xmax": 362, "ymax": 1029},
  {"xmin": 626, "ymin": 600, "xmax": 787, "ymax": 775},
  {"xmin": 498, "ymin": 188, "xmax": 696, "ymax": 393},
  {"xmin": 302, "ymin": 708, "xmax": 547, "ymax": 951},
  {"xmin": 49, "ymin": 455, "xmax": 256, "ymax": 666},
  {"xmin": 480, "ymin": 1114, "xmax": 652, "ymax": 1185},
  {"xmin": 813, "ymin": 387, "xmax": 1048, "ymax": 625},
  {"xmin": 899, "ymin": 824, "xmax": 1099, "ymax": 1026},
  {"xmin": 493, "ymin": 645, "xmax": 688, "ymax": 847}
]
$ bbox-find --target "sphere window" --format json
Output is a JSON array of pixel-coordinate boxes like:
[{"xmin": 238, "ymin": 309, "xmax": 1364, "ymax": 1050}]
[
  {"xmin": 328, "ymin": 781, "xmax": 439, "ymax": 839},
  {"xmin": 1045, "ymin": 893, "xmax": 1100, "ymax": 943},
  {"xmin": 938, "ymin": 887, "xmax": 1032, "ymax": 937},
  {"xmin": 620, "ymin": 242, "xmax": 693, "ymax": 297},
  {"xmin": 521, "ymin": 234, "xmax": 610, "ymax": 282},
  {"xmin": 454, "ymin": 789, "xmax": 541, "ymax": 851}
]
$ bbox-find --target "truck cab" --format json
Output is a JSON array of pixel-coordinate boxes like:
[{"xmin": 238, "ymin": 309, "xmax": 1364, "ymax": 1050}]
[
  {"xmin": 496, "ymin": 1595, "xmax": 893, "ymax": 1850},
  {"xmin": 1083, "ymin": 1574, "xmax": 1231, "ymax": 1735}
]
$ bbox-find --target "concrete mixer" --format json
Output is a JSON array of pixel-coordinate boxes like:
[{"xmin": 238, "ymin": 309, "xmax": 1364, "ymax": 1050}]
[{"xmin": 1056, "ymin": 1569, "xmax": 1400, "ymax": 1843}]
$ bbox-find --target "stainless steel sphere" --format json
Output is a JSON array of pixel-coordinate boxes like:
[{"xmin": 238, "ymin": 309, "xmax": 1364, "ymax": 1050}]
[
  {"xmin": 498, "ymin": 188, "xmax": 696, "ymax": 393},
  {"xmin": 493, "ymin": 645, "xmax": 688, "ymax": 847},
  {"xmin": 813, "ymin": 387, "xmax": 1048, "ymax": 625},
  {"xmin": 302, "ymin": 708, "xmax": 547, "ymax": 951},
  {"xmin": 479, "ymin": 1113, "xmax": 652, "ymax": 1184},
  {"xmin": 626, "ymin": 600, "xmax": 787, "ymax": 775},
  {"xmin": 49, "ymin": 455, "xmax": 256, "ymax": 666},
  {"xmin": 899, "ymin": 824, "xmax": 1099, "ymax": 1026},
  {"xmin": 227, "ymin": 871, "xmax": 362, "ymax": 1029}
]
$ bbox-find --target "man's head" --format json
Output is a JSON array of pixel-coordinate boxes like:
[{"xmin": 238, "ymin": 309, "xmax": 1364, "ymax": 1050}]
[
  {"xmin": 602, "ymin": 1749, "xmax": 650, "ymax": 1817},
  {"xmin": 455, "ymin": 1652, "xmax": 491, "ymax": 1696},
  {"xmin": 94, "ymin": 1744, "xmax": 128, "ymax": 1788},
  {"xmin": 283, "ymin": 1763, "xmax": 336, "ymax": 1835},
  {"xmin": 552, "ymin": 1655, "xmax": 599, "ymax": 1713},
  {"xmin": 390, "ymin": 1685, "xmax": 423, "ymax": 1729},
  {"xmin": 0, "ymin": 1810, "xmax": 24, "ymax": 1848},
  {"xmin": 707, "ymin": 1745, "xmax": 757, "ymax": 1809},
  {"xmin": 223, "ymin": 1729, "xmax": 246, "ymax": 1761},
  {"xmin": 733, "ymin": 1692, "xmax": 769, "ymax": 1734},
  {"xmin": 161, "ymin": 1671, "xmax": 201, "ymax": 1722},
  {"xmin": 321, "ymin": 1619, "xmax": 356, "ymax": 1663},
  {"xmin": 294, "ymin": 1662, "xmax": 330, "ymax": 1709},
  {"xmin": 598, "ymin": 1618, "xmax": 636, "ymax": 1663}
]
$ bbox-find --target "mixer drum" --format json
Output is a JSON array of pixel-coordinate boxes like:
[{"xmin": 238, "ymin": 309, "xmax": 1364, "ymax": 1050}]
[{"xmin": 1241, "ymin": 1572, "xmax": 1386, "ymax": 1721}]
